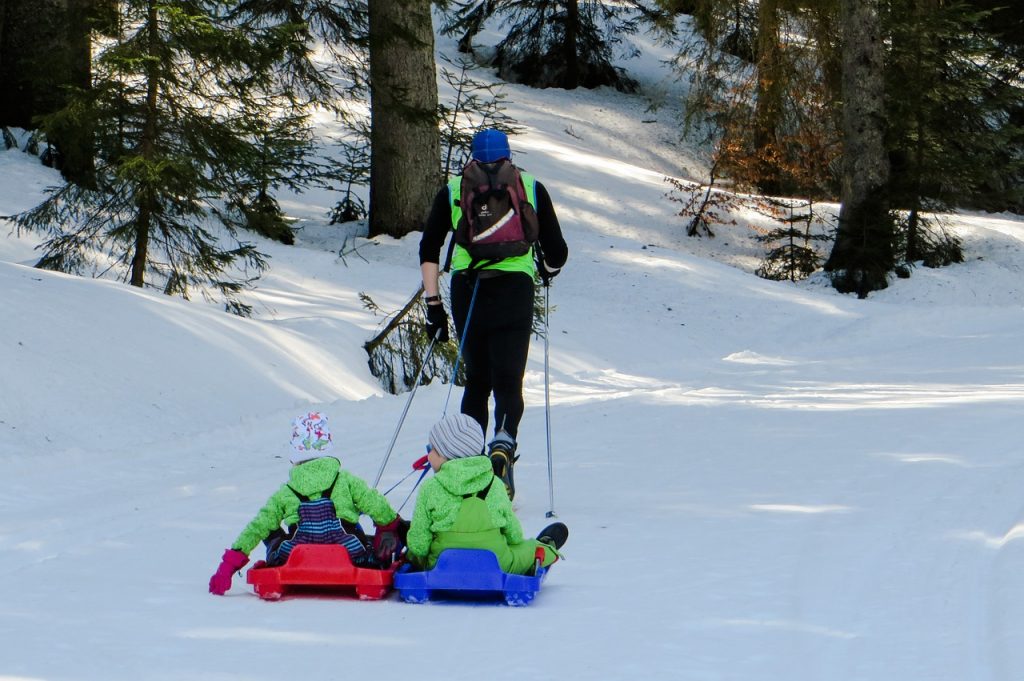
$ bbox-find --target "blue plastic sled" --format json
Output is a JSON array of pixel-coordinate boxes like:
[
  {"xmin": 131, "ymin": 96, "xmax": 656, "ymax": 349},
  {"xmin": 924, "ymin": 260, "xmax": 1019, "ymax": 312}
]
[{"xmin": 394, "ymin": 548, "xmax": 548, "ymax": 606}]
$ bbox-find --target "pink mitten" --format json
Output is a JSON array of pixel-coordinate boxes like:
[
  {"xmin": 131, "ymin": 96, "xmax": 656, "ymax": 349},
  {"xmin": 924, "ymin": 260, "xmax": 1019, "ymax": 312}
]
[{"xmin": 208, "ymin": 548, "xmax": 249, "ymax": 595}]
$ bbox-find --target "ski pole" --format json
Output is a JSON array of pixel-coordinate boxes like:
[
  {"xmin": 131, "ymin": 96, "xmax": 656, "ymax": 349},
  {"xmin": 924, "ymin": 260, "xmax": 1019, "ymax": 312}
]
[
  {"xmin": 543, "ymin": 283, "xmax": 556, "ymax": 518},
  {"xmin": 373, "ymin": 336, "xmax": 438, "ymax": 488},
  {"xmin": 442, "ymin": 275, "xmax": 481, "ymax": 416},
  {"xmin": 382, "ymin": 454, "xmax": 430, "ymax": 496},
  {"xmin": 397, "ymin": 466, "xmax": 431, "ymax": 514}
]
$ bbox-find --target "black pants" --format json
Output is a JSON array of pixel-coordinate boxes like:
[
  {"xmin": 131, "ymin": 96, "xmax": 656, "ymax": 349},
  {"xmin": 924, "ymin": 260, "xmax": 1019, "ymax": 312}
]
[{"xmin": 450, "ymin": 271, "xmax": 534, "ymax": 440}]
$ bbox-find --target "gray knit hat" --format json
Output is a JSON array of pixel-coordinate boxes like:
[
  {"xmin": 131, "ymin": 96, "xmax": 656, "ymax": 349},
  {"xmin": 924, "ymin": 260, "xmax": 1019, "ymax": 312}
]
[{"xmin": 429, "ymin": 413, "xmax": 485, "ymax": 460}]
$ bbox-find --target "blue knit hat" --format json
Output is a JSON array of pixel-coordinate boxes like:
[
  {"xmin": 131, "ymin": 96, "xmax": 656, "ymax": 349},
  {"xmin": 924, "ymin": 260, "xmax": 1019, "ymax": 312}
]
[{"xmin": 471, "ymin": 129, "xmax": 511, "ymax": 163}]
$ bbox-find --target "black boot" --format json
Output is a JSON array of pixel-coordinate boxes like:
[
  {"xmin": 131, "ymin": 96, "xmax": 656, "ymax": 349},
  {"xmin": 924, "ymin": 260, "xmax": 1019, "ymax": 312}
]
[
  {"xmin": 488, "ymin": 430, "xmax": 518, "ymax": 500},
  {"xmin": 536, "ymin": 522, "xmax": 568, "ymax": 550}
]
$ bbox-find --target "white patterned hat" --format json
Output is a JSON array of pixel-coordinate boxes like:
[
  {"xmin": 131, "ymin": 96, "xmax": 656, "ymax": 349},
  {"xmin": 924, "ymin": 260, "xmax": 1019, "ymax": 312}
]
[{"xmin": 290, "ymin": 412, "xmax": 333, "ymax": 464}]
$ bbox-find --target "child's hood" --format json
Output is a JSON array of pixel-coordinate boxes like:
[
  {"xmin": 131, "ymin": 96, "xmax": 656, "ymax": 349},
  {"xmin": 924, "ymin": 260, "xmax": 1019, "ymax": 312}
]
[
  {"xmin": 287, "ymin": 456, "xmax": 342, "ymax": 497},
  {"xmin": 434, "ymin": 456, "xmax": 494, "ymax": 496}
]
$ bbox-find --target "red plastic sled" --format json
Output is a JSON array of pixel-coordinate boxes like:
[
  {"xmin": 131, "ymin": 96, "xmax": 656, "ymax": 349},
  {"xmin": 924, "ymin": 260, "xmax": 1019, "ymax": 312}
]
[{"xmin": 246, "ymin": 544, "xmax": 398, "ymax": 601}]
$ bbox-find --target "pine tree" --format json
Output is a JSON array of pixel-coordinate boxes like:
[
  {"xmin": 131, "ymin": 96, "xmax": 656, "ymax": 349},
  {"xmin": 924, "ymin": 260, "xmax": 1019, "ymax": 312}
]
[
  {"xmin": 672, "ymin": 0, "xmax": 1015, "ymax": 288},
  {"xmin": 969, "ymin": 0, "xmax": 1024, "ymax": 63},
  {"xmin": 668, "ymin": 0, "xmax": 843, "ymax": 199},
  {"xmin": 221, "ymin": 1, "xmax": 371, "ymax": 241},
  {"xmin": 885, "ymin": 0, "xmax": 1022, "ymax": 261},
  {"xmin": 328, "ymin": 133, "xmax": 371, "ymax": 225},
  {"xmin": 753, "ymin": 198, "xmax": 831, "ymax": 282},
  {"xmin": 362, "ymin": 291, "xmax": 465, "ymax": 395},
  {"xmin": 0, "ymin": 0, "xmax": 96, "ymax": 182},
  {"xmin": 967, "ymin": 0, "xmax": 1024, "ymax": 213},
  {"xmin": 678, "ymin": 0, "xmax": 758, "ymax": 63},
  {"xmin": 225, "ymin": 102, "xmax": 322, "ymax": 245},
  {"xmin": 442, "ymin": 0, "xmax": 668, "ymax": 92},
  {"xmin": 8, "ymin": 1, "xmax": 301, "ymax": 315},
  {"xmin": 437, "ymin": 54, "xmax": 519, "ymax": 179},
  {"xmin": 225, "ymin": 0, "xmax": 369, "ymax": 109}
]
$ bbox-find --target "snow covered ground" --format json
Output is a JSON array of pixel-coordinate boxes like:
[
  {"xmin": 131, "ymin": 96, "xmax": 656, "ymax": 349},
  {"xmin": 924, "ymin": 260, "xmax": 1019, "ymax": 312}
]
[{"xmin": 2, "ymin": 17, "xmax": 1024, "ymax": 681}]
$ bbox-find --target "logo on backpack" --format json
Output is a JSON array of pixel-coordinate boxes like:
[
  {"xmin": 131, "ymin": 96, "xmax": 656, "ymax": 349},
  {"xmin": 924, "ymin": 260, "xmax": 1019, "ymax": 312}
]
[{"xmin": 454, "ymin": 159, "xmax": 540, "ymax": 263}]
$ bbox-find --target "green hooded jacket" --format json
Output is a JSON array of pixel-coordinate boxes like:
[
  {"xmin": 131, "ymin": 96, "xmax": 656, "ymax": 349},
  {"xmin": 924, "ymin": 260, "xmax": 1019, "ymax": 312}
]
[
  {"xmin": 231, "ymin": 456, "xmax": 397, "ymax": 556},
  {"xmin": 406, "ymin": 455, "xmax": 556, "ymax": 574}
]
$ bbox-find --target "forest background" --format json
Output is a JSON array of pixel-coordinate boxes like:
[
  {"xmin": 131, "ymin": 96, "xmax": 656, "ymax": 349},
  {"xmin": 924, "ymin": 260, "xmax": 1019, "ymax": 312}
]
[{"xmin": 1, "ymin": 0, "xmax": 1022, "ymax": 321}]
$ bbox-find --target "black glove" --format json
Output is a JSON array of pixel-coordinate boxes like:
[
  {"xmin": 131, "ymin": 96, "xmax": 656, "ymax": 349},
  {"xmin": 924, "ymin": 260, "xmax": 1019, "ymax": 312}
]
[
  {"xmin": 538, "ymin": 260, "xmax": 561, "ymax": 286},
  {"xmin": 425, "ymin": 303, "xmax": 449, "ymax": 342}
]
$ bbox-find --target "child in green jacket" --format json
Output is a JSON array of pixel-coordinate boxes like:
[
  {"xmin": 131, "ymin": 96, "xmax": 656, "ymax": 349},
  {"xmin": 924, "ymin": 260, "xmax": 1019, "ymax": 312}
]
[
  {"xmin": 406, "ymin": 413, "xmax": 567, "ymax": 574},
  {"xmin": 209, "ymin": 412, "xmax": 403, "ymax": 595}
]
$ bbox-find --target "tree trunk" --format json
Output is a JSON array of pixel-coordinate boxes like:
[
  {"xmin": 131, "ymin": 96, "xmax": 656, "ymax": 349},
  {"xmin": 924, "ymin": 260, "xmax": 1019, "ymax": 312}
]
[
  {"xmin": 0, "ymin": 0, "xmax": 93, "ymax": 179},
  {"xmin": 0, "ymin": 0, "xmax": 38, "ymax": 127},
  {"xmin": 563, "ymin": 0, "xmax": 581, "ymax": 90},
  {"xmin": 899, "ymin": 0, "xmax": 936, "ymax": 264},
  {"xmin": 824, "ymin": 0, "xmax": 893, "ymax": 297},
  {"xmin": 754, "ymin": 0, "xmax": 783, "ymax": 194},
  {"xmin": 130, "ymin": 0, "xmax": 160, "ymax": 289},
  {"xmin": 367, "ymin": 0, "xmax": 441, "ymax": 239},
  {"xmin": 0, "ymin": 0, "xmax": 92, "ymax": 123},
  {"xmin": 1, "ymin": 0, "xmax": 76, "ymax": 126}
]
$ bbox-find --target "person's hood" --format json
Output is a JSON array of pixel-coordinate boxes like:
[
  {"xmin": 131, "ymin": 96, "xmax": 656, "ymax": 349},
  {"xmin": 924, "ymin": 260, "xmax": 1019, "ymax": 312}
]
[
  {"xmin": 434, "ymin": 456, "xmax": 494, "ymax": 497},
  {"xmin": 287, "ymin": 456, "xmax": 341, "ymax": 497}
]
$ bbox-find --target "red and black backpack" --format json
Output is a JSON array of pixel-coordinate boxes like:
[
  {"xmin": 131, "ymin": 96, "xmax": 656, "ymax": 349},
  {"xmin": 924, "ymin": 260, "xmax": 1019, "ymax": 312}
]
[{"xmin": 452, "ymin": 159, "xmax": 540, "ymax": 264}]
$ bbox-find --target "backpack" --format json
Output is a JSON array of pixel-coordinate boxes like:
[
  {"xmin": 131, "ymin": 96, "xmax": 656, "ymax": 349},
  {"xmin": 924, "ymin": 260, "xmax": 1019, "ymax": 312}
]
[
  {"xmin": 265, "ymin": 475, "xmax": 370, "ymax": 566},
  {"xmin": 453, "ymin": 159, "xmax": 540, "ymax": 264}
]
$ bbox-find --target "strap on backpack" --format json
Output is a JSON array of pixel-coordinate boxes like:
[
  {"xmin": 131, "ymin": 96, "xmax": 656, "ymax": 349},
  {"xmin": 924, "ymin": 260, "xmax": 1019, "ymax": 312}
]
[
  {"xmin": 442, "ymin": 228, "xmax": 458, "ymax": 273},
  {"xmin": 461, "ymin": 478, "xmax": 495, "ymax": 501},
  {"xmin": 442, "ymin": 182, "xmax": 462, "ymax": 273},
  {"xmin": 443, "ymin": 233, "xmax": 493, "ymax": 275}
]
